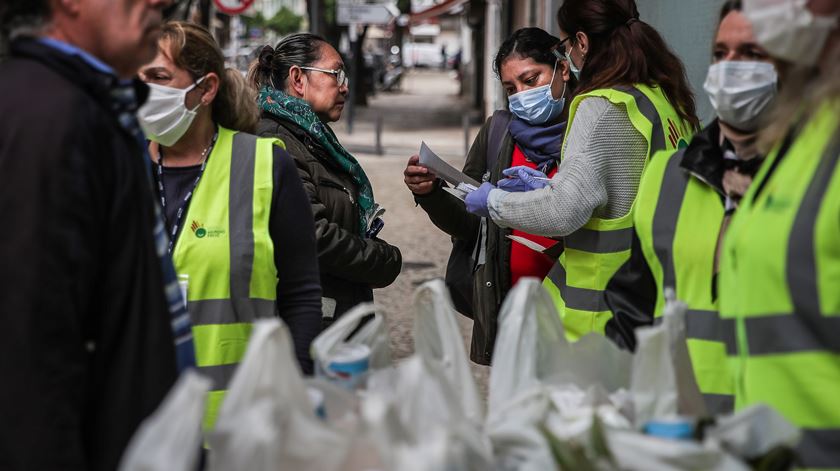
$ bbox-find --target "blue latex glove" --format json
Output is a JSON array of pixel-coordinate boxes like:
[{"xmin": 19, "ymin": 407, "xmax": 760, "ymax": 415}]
[
  {"xmin": 497, "ymin": 175, "xmax": 531, "ymax": 192},
  {"xmin": 465, "ymin": 182, "xmax": 495, "ymax": 218},
  {"xmin": 498, "ymin": 166, "xmax": 550, "ymax": 191}
]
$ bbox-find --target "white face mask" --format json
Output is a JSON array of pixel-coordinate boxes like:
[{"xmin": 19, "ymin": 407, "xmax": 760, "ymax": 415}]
[
  {"xmin": 743, "ymin": 0, "xmax": 839, "ymax": 67},
  {"xmin": 138, "ymin": 76, "xmax": 206, "ymax": 147},
  {"xmin": 703, "ymin": 61, "xmax": 778, "ymax": 132}
]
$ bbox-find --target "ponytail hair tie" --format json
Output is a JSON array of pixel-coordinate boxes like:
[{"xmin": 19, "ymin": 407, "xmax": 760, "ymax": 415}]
[
  {"xmin": 258, "ymin": 45, "xmax": 275, "ymax": 69},
  {"xmin": 625, "ymin": 17, "xmax": 639, "ymax": 27}
]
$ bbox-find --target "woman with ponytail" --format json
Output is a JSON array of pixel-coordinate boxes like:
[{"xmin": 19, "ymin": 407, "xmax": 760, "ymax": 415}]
[
  {"xmin": 137, "ymin": 22, "xmax": 322, "ymax": 428},
  {"xmin": 250, "ymin": 34, "xmax": 402, "ymax": 325},
  {"xmin": 465, "ymin": 0, "xmax": 698, "ymax": 340}
]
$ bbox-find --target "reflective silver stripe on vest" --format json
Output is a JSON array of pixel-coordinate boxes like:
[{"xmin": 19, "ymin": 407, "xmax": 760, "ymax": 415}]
[
  {"xmin": 742, "ymin": 314, "xmax": 840, "ymax": 355},
  {"xmin": 702, "ymin": 393, "xmax": 734, "ymax": 416},
  {"xmin": 230, "ymin": 133, "xmax": 257, "ymax": 302},
  {"xmin": 546, "ymin": 262, "xmax": 609, "ymax": 312},
  {"xmin": 798, "ymin": 428, "xmax": 840, "ymax": 469},
  {"xmin": 189, "ymin": 298, "xmax": 276, "ymax": 326},
  {"xmin": 563, "ymin": 86, "xmax": 666, "ymax": 256},
  {"xmin": 685, "ymin": 309, "xmax": 737, "ymax": 355},
  {"xmin": 652, "ymin": 149, "xmax": 690, "ymax": 295},
  {"xmin": 743, "ymin": 130, "xmax": 840, "ymax": 355},
  {"xmin": 187, "ymin": 133, "xmax": 276, "ymax": 327},
  {"xmin": 564, "ymin": 227, "xmax": 633, "ymax": 253},
  {"xmin": 615, "ymin": 85, "xmax": 667, "ymax": 154},
  {"xmin": 198, "ymin": 362, "xmax": 239, "ymax": 391}
]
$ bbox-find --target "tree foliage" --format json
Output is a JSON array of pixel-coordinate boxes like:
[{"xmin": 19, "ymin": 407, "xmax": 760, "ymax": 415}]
[
  {"xmin": 242, "ymin": 7, "xmax": 302, "ymax": 37},
  {"xmin": 266, "ymin": 7, "xmax": 303, "ymax": 36}
]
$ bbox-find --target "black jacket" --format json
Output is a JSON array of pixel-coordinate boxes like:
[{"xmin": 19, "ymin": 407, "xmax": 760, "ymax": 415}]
[
  {"xmin": 257, "ymin": 112, "xmax": 402, "ymax": 320},
  {"xmin": 414, "ymin": 116, "xmax": 517, "ymax": 364},
  {"xmin": 604, "ymin": 121, "xmax": 729, "ymax": 350},
  {"xmin": 0, "ymin": 38, "xmax": 177, "ymax": 470}
]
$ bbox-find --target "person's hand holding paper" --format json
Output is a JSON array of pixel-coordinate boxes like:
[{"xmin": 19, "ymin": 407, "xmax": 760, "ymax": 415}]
[{"xmin": 403, "ymin": 155, "xmax": 438, "ymax": 195}]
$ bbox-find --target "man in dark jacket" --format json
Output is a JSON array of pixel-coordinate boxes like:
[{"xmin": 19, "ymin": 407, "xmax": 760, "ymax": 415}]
[{"xmin": 0, "ymin": 0, "xmax": 179, "ymax": 469}]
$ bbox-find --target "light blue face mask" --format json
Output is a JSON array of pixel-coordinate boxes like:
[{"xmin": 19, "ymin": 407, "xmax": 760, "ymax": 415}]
[
  {"xmin": 508, "ymin": 59, "xmax": 567, "ymax": 125},
  {"xmin": 564, "ymin": 49, "xmax": 581, "ymax": 80}
]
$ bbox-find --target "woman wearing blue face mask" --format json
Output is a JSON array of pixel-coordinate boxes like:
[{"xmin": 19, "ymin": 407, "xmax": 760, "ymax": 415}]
[
  {"xmin": 465, "ymin": 0, "xmax": 699, "ymax": 342},
  {"xmin": 602, "ymin": 0, "xmax": 779, "ymax": 416},
  {"xmin": 402, "ymin": 27, "xmax": 574, "ymax": 365},
  {"xmin": 137, "ymin": 22, "xmax": 322, "ymax": 429}
]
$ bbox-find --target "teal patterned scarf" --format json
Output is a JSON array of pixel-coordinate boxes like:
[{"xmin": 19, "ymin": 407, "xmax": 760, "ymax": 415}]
[{"xmin": 258, "ymin": 86, "xmax": 375, "ymax": 236}]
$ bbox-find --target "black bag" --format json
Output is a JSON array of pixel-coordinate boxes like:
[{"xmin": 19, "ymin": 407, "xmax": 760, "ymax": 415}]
[{"xmin": 445, "ymin": 110, "xmax": 512, "ymax": 317}]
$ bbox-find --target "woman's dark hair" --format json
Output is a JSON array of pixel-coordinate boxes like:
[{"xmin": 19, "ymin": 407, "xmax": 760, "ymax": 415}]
[
  {"xmin": 248, "ymin": 33, "xmax": 327, "ymax": 91},
  {"xmin": 557, "ymin": 0, "xmax": 699, "ymax": 128},
  {"xmin": 493, "ymin": 27, "xmax": 562, "ymax": 77},
  {"xmin": 719, "ymin": 0, "xmax": 742, "ymax": 22}
]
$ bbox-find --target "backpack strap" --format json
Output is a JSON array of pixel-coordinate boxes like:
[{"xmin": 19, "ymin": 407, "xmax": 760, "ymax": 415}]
[{"xmin": 485, "ymin": 110, "xmax": 513, "ymax": 174}]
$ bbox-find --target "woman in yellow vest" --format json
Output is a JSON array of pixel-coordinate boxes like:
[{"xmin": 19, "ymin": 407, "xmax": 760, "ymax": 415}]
[
  {"xmin": 716, "ymin": 0, "xmax": 840, "ymax": 467},
  {"xmin": 465, "ymin": 0, "xmax": 698, "ymax": 340},
  {"xmin": 602, "ymin": 1, "xmax": 779, "ymax": 416},
  {"xmin": 136, "ymin": 22, "xmax": 322, "ymax": 429}
]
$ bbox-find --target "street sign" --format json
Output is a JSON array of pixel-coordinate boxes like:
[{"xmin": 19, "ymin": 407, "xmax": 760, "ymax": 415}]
[
  {"xmin": 212, "ymin": 0, "xmax": 255, "ymax": 15},
  {"xmin": 337, "ymin": 2, "xmax": 400, "ymax": 25}
]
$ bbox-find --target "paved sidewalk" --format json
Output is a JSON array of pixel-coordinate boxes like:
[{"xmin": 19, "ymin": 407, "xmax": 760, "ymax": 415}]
[
  {"xmin": 334, "ymin": 69, "xmax": 482, "ymax": 160},
  {"xmin": 334, "ymin": 69, "xmax": 491, "ymax": 395}
]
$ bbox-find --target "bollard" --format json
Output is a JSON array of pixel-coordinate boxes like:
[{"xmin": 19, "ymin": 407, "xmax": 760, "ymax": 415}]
[
  {"xmin": 462, "ymin": 112, "xmax": 470, "ymax": 157},
  {"xmin": 375, "ymin": 115, "xmax": 384, "ymax": 156}
]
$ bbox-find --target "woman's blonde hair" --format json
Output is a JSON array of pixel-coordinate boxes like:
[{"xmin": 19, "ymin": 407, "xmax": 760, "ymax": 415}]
[
  {"xmin": 159, "ymin": 21, "xmax": 258, "ymax": 133},
  {"xmin": 757, "ymin": 45, "xmax": 840, "ymax": 154}
]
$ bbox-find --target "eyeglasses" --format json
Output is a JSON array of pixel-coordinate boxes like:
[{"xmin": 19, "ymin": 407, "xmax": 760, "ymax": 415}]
[
  {"xmin": 299, "ymin": 66, "xmax": 348, "ymax": 87},
  {"xmin": 557, "ymin": 36, "xmax": 572, "ymax": 53}
]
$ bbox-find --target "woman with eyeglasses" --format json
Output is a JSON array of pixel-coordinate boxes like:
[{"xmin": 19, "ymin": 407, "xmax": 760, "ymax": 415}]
[{"xmin": 250, "ymin": 33, "xmax": 402, "ymax": 326}]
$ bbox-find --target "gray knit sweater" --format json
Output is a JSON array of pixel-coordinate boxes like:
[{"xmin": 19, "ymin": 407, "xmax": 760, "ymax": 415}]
[{"xmin": 487, "ymin": 97, "xmax": 648, "ymax": 237}]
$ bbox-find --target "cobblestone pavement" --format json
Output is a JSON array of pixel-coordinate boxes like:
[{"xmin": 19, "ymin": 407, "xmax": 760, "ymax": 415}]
[{"xmin": 334, "ymin": 69, "xmax": 490, "ymax": 395}]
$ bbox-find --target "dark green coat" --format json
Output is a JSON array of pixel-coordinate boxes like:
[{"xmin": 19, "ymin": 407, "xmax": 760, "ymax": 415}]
[{"xmin": 257, "ymin": 112, "xmax": 402, "ymax": 322}]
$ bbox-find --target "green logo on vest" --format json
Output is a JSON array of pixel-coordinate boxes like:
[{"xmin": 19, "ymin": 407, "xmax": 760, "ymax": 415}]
[
  {"xmin": 190, "ymin": 220, "xmax": 225, "ymax": 239},
  {"xmin": 191, "ymin": 221, "xmax": 207, "ymax": 238}
]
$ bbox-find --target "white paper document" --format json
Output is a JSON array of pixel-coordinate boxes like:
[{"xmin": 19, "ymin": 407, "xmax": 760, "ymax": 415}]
[
  {"xmin": 506, "ymin": 235, "xmax": 550, "ymax": 253},
  {"xmin": 418, "ymin": 142, "xmax": 481, "ymax": 188}
]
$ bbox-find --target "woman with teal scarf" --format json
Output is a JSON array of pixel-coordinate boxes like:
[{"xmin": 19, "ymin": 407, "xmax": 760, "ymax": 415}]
[{"xmin": 251, "ymin": 33, "xmax": 402, "ymax": 326}]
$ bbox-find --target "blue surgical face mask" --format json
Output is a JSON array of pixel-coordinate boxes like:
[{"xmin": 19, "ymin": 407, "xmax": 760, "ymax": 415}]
[
  {"xmin": 564, "ymin": 49, "xmax": 581, "ymax": 80},
  {"xmin": 508, "ymin": 60, "xmax": 567, "ymax": 125}
]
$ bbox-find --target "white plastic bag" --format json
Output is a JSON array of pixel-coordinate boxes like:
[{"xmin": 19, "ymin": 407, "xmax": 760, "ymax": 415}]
[
  {"xmin": 311, "ymin": 302, "xmax": 391, "ymax": 374},
  {"xmin": 706, "ymin": 404, "xmax": 800, "ymax": 459},
  {"xmin": 631, "ymin": 290, "xmax": 706, "ymax": 425},
  {"xmin": 363, "ymin": 357, "xmax": 494, "ymax": 471},
  {"xmin": 607, "ymin": 428, "xmax": 750, "ymax": 471},
  {"xmin": 207, "ymin": 319, "xmax": 349, "ymax": 471},
  {"xmin": 486, "ymin": 279, "xmax": 567, "ymax": 471},
  {"xmin": 488, "ymin": 277, "xmax": 566, "ymax": 412},
  {"xmin": 118, "ymin": 370, "xmax": 211, "ymax": 471},
  {"xmin": 361, "ymin": 280, "xmax": 493, "ymax": 471},
  {"xmin": 412, "ymin": 279, "xmax": 482, "ymax": 422}
]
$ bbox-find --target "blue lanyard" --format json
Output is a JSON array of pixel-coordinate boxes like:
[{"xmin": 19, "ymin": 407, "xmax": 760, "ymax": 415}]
[{"xmin": 155, "ymin": 132, "xmax": 218, "ymax": 254}]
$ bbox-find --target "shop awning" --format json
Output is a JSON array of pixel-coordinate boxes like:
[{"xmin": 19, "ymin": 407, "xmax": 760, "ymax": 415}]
[{"xmin": 410, "ymin": 0, "xmax": 469, "ymax": 25}]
